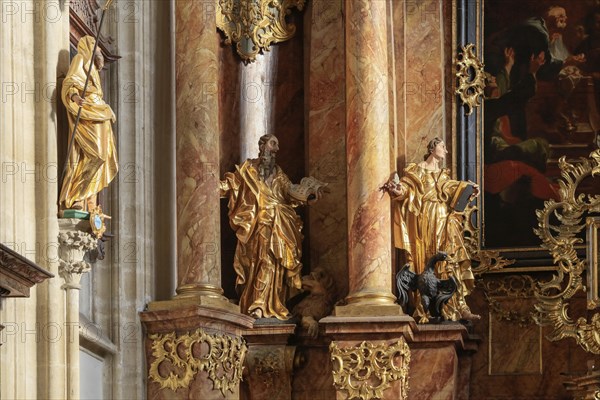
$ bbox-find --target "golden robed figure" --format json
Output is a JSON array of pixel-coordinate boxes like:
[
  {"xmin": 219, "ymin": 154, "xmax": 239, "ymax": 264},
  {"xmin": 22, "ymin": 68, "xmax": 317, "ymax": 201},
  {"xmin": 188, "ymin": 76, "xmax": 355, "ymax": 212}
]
[
  {"xmin": 384, "ymin": 137, "xmax": 480, "ymax": 323},
  {"xmin": 220, "ymin": 134, "xmax": 326, "ymax": 320},
  {"xmin": 60, "ymin": 35, "xmax": 118, "ymax": 211}
]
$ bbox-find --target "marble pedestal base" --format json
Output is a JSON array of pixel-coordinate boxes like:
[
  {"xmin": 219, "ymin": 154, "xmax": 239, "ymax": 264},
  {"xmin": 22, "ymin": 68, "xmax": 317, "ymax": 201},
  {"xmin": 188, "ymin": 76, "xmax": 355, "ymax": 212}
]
[
  {"xmin": 321, "ymin": 316, "xmax": 416, "ymax": 400},
  {"xmin": 140, "ymin": 305, "xmax": 254, "ymax": 400},
  {"xmin": 408, "ymin": 323, "xmax": 479, "ymax": 400},
  {"xmin": 319, "ymin": 316, "xmax": 478, "ymax": 400},
  {"xmin": 241, "ymin": 321, "xmax": 297, "ymax": 400}
]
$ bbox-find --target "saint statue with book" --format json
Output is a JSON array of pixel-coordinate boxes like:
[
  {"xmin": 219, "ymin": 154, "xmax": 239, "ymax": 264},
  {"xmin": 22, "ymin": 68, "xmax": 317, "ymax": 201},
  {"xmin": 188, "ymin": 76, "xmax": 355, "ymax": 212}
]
[
  {"xmin": 220, "ymin": 134, "xmax": 327, "ymax": 320},
  {"xmin": 383, "ymin": 137, "xmax": 480, "ymax": 322}
]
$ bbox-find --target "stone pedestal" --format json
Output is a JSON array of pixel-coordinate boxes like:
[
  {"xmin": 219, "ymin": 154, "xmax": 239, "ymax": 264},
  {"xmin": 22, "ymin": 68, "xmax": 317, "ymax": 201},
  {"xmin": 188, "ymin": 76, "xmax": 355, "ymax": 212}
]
[
  {"xmin": 321, "ymin": 316, "xmax": 416, "ymax": 400},
  {"xmin": 140, "ymin": 306, "xmax": 254, "ymax": 400},
  {"xmin": 408, "ymin": 324, "xmax": 479, "ymax": 400},
  {"xmin": 291, "ymin": 334, "xmax": 336, "ymax": 400},
  {"xmin": 319, "ymin": 317, "xmax": 478, "ymax": 400},
  {"xmin": 240, "ymin": 322, "xmax": 297, "ymax": 400}
]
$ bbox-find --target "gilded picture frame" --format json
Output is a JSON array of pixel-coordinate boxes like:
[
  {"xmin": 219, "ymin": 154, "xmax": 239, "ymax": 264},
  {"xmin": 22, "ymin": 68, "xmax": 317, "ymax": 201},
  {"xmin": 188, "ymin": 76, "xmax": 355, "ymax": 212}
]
[{"xmin": 587, "ymin": 216, "xmax": 600, "ymax": 309}]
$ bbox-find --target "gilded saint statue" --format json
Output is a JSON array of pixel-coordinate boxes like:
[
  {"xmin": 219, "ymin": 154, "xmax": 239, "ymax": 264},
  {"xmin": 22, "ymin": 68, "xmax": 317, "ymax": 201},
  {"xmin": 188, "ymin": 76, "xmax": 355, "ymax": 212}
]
[
  {"xmin": 383, "ymin": 137, "xmax": 480, "ymax": 323},
  {"xmin": 220, "ymin": 134, "xmax": 326, "ymax": 320},
  {"xmin": 59, "ymin": 35, "xmax": 118, "ymax": 211}
]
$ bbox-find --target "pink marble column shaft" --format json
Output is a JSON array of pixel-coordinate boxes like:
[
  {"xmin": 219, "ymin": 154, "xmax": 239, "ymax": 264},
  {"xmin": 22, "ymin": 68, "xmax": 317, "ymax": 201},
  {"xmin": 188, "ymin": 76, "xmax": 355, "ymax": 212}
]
[
  {"xmin": 343, "ymin": 0, "xmax": 396, "ymax": 308},
  {"xmin": 175, "ymin": 0, "xmax": 222, "ymax": 297}
]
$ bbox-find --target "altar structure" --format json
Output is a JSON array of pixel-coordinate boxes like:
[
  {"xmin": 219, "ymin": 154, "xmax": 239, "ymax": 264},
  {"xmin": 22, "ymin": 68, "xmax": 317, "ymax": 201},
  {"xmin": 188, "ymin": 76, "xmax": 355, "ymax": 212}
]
[{"xmin": 1, "ymin": 1, "xmax": 598, "ymax": 400}]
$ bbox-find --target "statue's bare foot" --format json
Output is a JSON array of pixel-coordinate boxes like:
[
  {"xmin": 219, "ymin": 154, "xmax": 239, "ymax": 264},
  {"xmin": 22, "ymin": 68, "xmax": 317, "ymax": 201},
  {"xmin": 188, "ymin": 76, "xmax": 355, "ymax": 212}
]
[
  {"xmin": 461, "ymin": 309, "xmax": 481, "ymax": 321},
  {"xmin": 250, "ymin": 309, "xmax": 263, "ymax": 319}
]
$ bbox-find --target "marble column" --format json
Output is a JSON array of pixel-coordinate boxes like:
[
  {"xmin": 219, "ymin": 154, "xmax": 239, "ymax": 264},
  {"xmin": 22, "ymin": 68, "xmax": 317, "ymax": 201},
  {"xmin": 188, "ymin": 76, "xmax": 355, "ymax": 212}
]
[
  {"xmin": 336, "ymin": 0, "xmax": 401, "ymax": 315},
  {"xmin": 57, "ymin": 219, "xmax": 97, "ymax": 400},
  {"xmin": 174, "ymin": 0, "xmax": 228, "ymax": 306},
  {"xmin": 239, "ymin": 50, "xmax": 278, "ymax": 161}
]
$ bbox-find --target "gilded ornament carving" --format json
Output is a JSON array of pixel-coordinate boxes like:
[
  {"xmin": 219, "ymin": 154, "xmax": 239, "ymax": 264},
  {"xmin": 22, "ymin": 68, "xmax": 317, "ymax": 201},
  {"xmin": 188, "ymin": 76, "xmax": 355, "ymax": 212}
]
[
  {"xmin": 455, "ymin": 44, "xmax": 486, "ymax": 116},
  {"xmin": 148, "ymin": 329, "xmax": 247, "ymax": 396},
  {"xmin": 479, "ymin": 276, "xmax": 537, "ymax": 327},
  {"xmin": 462, "ymin": 204, "xmax": 515, "ymax": 275},
  {"xmin": 216, "ymin": 0, "xmax": 306, "ymax": 62},
  {"xmin": 534, "ymin": 150, "xmax": 600, "ymax": 354},
  {"xmin": 330, "ymin": 340, "xmax": 410, "ymax": 400}
]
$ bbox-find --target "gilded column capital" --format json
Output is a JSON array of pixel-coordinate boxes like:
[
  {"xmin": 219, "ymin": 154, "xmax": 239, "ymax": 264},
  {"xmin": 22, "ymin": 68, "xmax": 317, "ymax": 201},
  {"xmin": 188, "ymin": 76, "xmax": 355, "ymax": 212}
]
[{"xmin": 330, "ymin": 339, "xmax": 411, "ymax": 400}]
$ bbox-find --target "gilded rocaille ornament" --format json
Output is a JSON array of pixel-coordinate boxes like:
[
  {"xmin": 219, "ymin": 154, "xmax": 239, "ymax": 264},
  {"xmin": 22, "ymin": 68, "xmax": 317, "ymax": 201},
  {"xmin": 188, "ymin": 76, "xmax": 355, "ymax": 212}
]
[
  {"xmin": 216, "ymin": 0, "xmax": 306, "ymax": 62},
  {"xmin": 534, "ymin": 149, "xmax": 600, "ymax": 354},
  {"xmin": 330, "ymin": 340, "xmax": 411, "ymax": 400},
  {"xmin": 462, "ymin": 204, "xmax": 516, "ymax": 275},
  {"xmin": 455, "ymin": 43, "xmax": 486, "ymax": 116},
  {"xmin": 479, "ymin": 275, "xmax": 538, "ymax": 327},
  {"xmin": 148, "ymin": 329, "xmax": 247, "ymax": 395}
]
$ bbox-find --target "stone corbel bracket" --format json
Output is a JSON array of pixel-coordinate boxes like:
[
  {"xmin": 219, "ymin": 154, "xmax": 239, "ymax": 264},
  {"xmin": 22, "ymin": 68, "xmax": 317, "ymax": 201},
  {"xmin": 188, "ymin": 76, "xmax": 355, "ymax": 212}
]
[
  {"xmin": 57, "ymin": 227, "xmax": 97, "ymax": 290},
  {"xmin": 216, "ymin": 0, "xmax": 306, "ymax": 63},
  {"xmin": 330, "ymin": 339, "xmax": 411, "ymax": 400},
  {"xmin": 148, "ymin": 328, "xmax": 247, "ymax": 397}
]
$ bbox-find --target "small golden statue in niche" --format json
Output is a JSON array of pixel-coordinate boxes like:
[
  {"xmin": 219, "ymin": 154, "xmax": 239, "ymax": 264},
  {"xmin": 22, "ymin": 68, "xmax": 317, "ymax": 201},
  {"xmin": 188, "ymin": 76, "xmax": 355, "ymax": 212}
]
[
  {"xmin": 220, "ymin": 134, "xmax": 327, "ymax": 320},
  {"xmin": 382, "ymin": 137, "xmax": 480, "ymax": 323},
  {"xmin": 59, "ymin": 35, "xmax": 118, "ymax": 212}
]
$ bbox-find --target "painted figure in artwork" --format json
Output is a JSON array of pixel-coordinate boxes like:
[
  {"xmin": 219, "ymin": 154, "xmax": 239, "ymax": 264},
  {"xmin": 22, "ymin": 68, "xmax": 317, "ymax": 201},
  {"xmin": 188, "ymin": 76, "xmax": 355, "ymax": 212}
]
[
  {"xmin": 220, "ymin": 134, "xmax": 327, "ymax": 320},
  {"xmin": 60, "ymin": 35, "xmax": 118, "ymax": 211},
  {"xmin": 383, "ymin": 137, "xmax": 480, "ymax": 323}
]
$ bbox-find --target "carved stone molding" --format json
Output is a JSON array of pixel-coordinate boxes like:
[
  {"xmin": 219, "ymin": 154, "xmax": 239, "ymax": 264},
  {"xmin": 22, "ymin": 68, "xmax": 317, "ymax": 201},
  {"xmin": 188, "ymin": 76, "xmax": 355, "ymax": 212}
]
[
  {"xmin": 330, "ymin": 340, "xmax": 411, "ymax": 400},
  {"xmin": 0, "ymin": 243, "xmax": 54, "ymax": 298},
  {"xmin": 534, "ymin": 150, "xmax": 600, "ymax": 354},
  {"xmin": 148, "ymin": 328, "xmax": 247, "ymax": 397},
  {"xmin": 216, "ymin": 0, "xmax": 306, "ymax": 62},
  {"xmin": 455, "ymin": 43, "xmax": 485, "ymax": 116},
  {"xmin": 57, "ymin": 221, "xmax": 97, "ymax": 289}
]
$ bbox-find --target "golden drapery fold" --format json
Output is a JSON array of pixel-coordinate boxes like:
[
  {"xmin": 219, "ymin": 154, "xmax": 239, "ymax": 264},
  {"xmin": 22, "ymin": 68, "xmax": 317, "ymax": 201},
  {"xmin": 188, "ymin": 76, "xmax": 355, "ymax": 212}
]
[
  {"xmin": 59, "ymin": 36, "xmax": 118, "ymax": 209},
  {"xmin": 392, "ymin": 163, "xmax": 475, "ymax": 321},
  {"xmin": 220, "ymin": 159, "xmax": 304, "ymax": 320}
]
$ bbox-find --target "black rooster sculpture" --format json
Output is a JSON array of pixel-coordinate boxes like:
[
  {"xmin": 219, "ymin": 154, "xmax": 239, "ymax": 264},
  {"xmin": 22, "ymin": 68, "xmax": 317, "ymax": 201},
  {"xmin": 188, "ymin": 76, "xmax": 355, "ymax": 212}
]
[{"xmin": 396, "ymin": 251, "xmax": 457, "ymax": 323}]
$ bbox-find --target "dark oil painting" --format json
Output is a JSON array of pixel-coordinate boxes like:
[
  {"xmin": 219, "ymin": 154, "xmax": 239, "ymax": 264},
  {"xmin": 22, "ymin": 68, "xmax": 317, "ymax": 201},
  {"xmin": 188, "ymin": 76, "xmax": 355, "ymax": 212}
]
[{"xmin": 483, "ymin": 0, "xmax": 600, "ymax": 248}]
